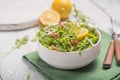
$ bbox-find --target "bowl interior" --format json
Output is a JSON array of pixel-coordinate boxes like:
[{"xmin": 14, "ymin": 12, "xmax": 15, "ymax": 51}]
[{"xmin": 37, "ymin": 29, "xmax": 101, "ymax": 53}]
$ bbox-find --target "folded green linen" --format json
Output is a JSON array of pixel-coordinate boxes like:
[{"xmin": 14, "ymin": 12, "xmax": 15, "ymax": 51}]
[{"xmin": 23, "ymin": 30, "xmax": 120, "ymax": 80}]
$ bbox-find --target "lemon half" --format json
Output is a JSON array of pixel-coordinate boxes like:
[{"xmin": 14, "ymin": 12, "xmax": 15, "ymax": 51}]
[{"xmin": 40, "ymin": 9, "xmax": 60, "ymax": 25}]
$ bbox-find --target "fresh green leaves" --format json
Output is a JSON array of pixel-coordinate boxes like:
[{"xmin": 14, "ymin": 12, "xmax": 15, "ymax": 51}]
[
  {"xmin": 15, "ymin": 36, "xmax": 29, "ymax": 49},
  {"xmin": 73, "ymin": 4, "xmax": 87, "ymax": 23},
  {"xmin": 2, "ymin": 35, "xmax": 29, "ymax": 56},
  {"xmin": 37, "ymin": 21, "xmax": 99, "ymax": 52},
  {"xmin": 73, "ymin": 4, "xmax": 79, "ymax": 17}
]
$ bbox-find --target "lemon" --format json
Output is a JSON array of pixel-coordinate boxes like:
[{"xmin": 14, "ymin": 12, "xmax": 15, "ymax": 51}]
[
  {"xmin": 69, "ymin": 25, "xmax": 89, "ymax": 41},
  {"xmin": 39, "ymin": 9, "xmax": 60, "ymax": 25},
  {"xmin": 75, "ymin": 28, "xmax": 89, "ymax": 41},
  {"xmin": 52, "ymin": 0, "xmax": 72, "ymax": 19}
]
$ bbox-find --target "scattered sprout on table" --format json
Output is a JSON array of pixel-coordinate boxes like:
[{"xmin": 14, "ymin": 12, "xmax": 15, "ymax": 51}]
[
  {"xmin": 31, "ymin": 36, "xmax": 37, "ymax": 42},
  {"xmin": 27, "ymin": 72, "xmax": 30, "ymax": 80},
  {"xmin": 1, "ymin": 35, "xmax": 29, "ymax": 56},
  {"xmin": 15, "ymin": 36, "xmax": 29, "ymax": 48}
]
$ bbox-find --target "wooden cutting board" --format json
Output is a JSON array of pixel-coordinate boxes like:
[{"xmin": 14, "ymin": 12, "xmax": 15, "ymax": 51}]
[{"xmin": 0, "ymin": 0, "xmax": 52, "ymax": 30}]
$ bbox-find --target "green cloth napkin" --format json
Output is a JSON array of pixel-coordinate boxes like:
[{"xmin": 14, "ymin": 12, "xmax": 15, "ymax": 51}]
[{"xmin": 23, "ymin": 30, "xmax": 120, "ymax": 80}]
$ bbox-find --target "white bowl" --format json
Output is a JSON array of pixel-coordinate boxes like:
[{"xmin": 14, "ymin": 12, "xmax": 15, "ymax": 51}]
[{"xmin": 37, "ymin": 30, "xmax": 101, "ymax": 69}]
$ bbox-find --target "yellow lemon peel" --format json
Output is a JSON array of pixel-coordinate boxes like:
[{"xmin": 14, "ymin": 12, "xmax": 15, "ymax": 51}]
[
  {"xmin": 75, "ymin": 28, "xmax": 89, "ymax": 41},
  {"xmin": 40, "ymin": 9, "xmax": 60, "ymax": 25},
  {"xmin": 52, "ymin": 0, "xmax": 72, "ymax": 19}
]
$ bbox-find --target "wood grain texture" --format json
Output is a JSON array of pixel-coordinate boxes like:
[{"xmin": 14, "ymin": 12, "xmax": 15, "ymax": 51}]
[
  {"xmin": 103, "ymin": 40, "xmax": 115, "ymax": 68},
  {"xmin": 114, "ymin": 39, "xmax": 120, "ymax": 64}
]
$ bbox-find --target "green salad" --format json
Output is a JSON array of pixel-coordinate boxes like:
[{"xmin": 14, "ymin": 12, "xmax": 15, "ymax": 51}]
[{"xmin": 37, "ymin": 21, "xmax": 99, "ymax": 53}]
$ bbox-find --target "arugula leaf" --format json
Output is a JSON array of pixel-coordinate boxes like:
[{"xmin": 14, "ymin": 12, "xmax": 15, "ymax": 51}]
[
  {"xmin": 2, "ymin": 35, "xmax": 29, "ymax": 56},
  {"xmin": 21, "ymin": 36, "xmax": 29, "ymax": 44},
  {"xmin": 73, "ymin": 4, "xmax": 87, "ymax": 23},
  {"xmin": 15, "ymin": 36, "xmax": 29, "ymax": 49},
  {"xmin": 73, "ymin": 4, "xmax": 79, "ymax": 17},
  {"xmin": 27, "ymin": 72, "xmax": 30, "ymax": 80}
]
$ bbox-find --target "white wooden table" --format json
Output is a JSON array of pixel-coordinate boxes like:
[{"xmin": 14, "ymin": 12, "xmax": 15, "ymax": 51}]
[{"xmin": 0, "ymin": 0, "xmax": 118, "ymax": 80}]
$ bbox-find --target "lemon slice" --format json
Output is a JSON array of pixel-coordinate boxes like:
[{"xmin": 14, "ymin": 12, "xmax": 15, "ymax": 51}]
[
  {"xmin": 75, "ymin": 28, "xmax": 89, "ymax": 41},
  {"xmin": 40, "ymin": 9, "xmax": 60, "ymax": 25}
]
